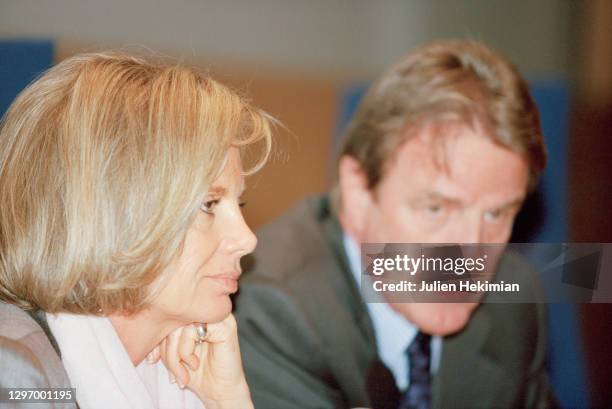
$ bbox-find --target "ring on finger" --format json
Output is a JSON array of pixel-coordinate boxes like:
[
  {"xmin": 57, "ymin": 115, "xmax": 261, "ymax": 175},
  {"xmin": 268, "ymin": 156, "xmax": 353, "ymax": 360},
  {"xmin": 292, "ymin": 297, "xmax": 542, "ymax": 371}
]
[{"xmin": 194, "ymin": 322, "xmax": 208, "ymax": 344}]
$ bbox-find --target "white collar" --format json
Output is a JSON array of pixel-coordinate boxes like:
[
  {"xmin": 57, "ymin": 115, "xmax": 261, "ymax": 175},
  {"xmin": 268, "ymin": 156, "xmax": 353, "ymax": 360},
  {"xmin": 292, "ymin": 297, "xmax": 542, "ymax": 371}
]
[{"xmin": 46, "ymin": 312, "xmax": 204, "ymax": 409}]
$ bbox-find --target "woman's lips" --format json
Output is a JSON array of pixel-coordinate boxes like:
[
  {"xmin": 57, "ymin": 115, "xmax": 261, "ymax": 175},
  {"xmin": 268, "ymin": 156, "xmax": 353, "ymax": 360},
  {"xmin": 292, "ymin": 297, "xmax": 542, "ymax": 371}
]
[{"xmin": 207, "ymin": 272, "xmax": 241, "ymax": 293}]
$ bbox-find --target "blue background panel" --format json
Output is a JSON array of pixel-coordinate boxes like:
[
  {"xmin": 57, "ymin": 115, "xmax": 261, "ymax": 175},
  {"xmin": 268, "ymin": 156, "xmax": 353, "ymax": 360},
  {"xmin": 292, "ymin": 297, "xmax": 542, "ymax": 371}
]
[{"xmin": 0, "ymin": 40, "xmax": 54, "ymax": 118}]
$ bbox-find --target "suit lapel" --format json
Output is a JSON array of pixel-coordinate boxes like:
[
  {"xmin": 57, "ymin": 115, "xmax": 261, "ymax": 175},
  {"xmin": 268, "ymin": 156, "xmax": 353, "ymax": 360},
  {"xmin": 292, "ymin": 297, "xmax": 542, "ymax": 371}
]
[
  {"xmin": 313, "ymin": 196, "xmax": 399, "ymax": 407},
  {"xmin": 316, "ymin": 196, "xmax": 377, "ymax": 348},
  {"xmin": 432, "ymin": 306, "xmax": 505, "ymax": 409}
]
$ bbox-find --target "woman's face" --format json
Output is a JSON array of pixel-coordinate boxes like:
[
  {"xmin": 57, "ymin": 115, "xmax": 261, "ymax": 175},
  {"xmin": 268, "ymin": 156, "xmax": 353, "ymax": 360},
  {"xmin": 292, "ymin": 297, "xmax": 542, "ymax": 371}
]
[{"xmin": 152, "ymin": 147, "xmax": 257, "ymax": 324}]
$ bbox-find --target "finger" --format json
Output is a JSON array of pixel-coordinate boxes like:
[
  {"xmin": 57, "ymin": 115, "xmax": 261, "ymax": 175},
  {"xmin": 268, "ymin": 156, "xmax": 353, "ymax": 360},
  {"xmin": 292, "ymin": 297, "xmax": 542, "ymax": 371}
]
[
  {"xmin": 200, "ymin": 315, "xmax": 243, "ymax": 375},
  {"xmin": 204, "ymin": 314, "xmax": 239, "ymax": 344},
  {"xmin": 191, "ymin": 315, "xmax": 247, "ymax": 387},
  {"xmin": 165, "ymin": 327, "xmax": 190, "ymax": 388},
  {"xmin": 159, "ymin": 338, "xmax": 175, "ymax": 384},
  {"xmin": 147, "ymin": 345, "xmax": 161, "ymax": 364},
  {"xmin": 178, "ymin": 325, "xmax": 200, "ymax": 371}
]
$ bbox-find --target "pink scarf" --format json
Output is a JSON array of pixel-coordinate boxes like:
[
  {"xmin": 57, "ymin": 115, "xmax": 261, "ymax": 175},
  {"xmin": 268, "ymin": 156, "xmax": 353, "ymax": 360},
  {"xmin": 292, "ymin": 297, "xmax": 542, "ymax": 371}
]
[{"xmin": 46, "ymin": 312, "xmax": 204, "ymax": 409}]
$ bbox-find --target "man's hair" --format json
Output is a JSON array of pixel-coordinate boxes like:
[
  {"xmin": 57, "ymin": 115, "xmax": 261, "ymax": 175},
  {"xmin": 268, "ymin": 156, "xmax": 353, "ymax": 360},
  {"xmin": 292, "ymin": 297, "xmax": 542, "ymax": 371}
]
[
  {"xmin": 338, "ymin": 39, "xmax": 546, "ymax": 192},
  {"xmin": 0, "ymin": 52, "xmax": 272, "ymax": 314}
]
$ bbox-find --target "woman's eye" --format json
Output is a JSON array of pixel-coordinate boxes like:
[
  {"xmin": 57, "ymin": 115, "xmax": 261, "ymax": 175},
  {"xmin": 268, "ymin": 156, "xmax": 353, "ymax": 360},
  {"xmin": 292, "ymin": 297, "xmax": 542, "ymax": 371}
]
[
  {"xmin": 200, "ymin": 199, "xmax": 219, "ymax": 214},
  {"xmin": 426, "ymin": 204, "xmax": 443, "ymax": 215}
]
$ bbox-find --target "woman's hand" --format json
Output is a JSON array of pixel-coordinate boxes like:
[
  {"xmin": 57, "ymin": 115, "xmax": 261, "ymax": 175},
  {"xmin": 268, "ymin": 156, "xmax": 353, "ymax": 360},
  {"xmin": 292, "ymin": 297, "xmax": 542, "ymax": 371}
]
[{"xmin": 149, "ymin": 314, "xmax": 253, "ymax": 409}]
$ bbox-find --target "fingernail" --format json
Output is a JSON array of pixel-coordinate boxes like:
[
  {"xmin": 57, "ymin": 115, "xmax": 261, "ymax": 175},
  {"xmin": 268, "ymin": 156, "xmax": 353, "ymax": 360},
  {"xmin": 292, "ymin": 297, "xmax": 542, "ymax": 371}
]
[
  {"xmin": 169, "ymin": 373, "xmax": 176, "ymax": 384},
  {"xmin": 146, "ymin": 353, "xmax": 154, "ymax": 364},
  {"xmin": 177, "ymin": 381, "xmax": 185, "ymax": 389}
]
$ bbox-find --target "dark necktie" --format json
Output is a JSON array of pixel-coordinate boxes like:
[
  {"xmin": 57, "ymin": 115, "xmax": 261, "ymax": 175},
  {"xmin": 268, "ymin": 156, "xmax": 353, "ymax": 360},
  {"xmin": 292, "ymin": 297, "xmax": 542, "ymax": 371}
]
[{"xmin": 398, "ymin": 331, "xmax": 432, "ymax": 409}]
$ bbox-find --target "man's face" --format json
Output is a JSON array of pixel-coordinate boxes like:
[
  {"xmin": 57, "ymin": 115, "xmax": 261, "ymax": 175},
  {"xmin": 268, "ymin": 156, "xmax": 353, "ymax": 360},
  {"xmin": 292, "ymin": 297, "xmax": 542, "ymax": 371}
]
[{"xmin": 339, "ymin": 121, "xmax": 529, "ymax": 335}]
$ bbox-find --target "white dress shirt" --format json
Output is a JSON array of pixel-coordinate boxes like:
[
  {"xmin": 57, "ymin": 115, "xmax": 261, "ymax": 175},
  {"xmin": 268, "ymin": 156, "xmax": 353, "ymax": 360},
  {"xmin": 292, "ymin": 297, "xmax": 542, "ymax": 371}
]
[{"xmin": 343, "ymin": 234, "xmax": 442, "ymax": 391}]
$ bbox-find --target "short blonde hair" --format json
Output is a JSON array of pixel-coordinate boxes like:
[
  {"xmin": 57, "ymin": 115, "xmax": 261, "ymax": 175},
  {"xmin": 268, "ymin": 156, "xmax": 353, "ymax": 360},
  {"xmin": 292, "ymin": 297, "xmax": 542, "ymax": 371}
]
[
  {"xmin": 0, "ymin": 52, "xmax": 272, "ymax": 314},
  {"xmin": 339, "ymin": 39, "xmax": 546, "ymax": 192}
]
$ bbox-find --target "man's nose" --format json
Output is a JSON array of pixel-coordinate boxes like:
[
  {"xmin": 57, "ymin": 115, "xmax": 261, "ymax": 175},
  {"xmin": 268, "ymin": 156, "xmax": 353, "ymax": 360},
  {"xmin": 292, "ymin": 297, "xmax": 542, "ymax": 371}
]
[{"xmin": 453, "ymin": 214, "xmax": 483, "ymax": 244}]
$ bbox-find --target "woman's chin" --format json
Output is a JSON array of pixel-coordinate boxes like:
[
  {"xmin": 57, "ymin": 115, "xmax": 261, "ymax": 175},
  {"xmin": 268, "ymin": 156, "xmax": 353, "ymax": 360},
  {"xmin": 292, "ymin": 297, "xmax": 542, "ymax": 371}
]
[{"xmin": 194, "ymin": 297, "xmax": 233, "ymax": 324}]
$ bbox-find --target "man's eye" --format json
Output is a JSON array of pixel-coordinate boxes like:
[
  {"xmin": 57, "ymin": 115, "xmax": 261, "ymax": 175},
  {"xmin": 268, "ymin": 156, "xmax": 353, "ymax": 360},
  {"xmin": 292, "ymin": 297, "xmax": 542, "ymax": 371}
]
[
  {"xmin": 200, "ymin": 199, "xmax": 219, "ymax": 214},
  {"xmin": 484, "ymin": 209, "xmax": 503, "ymax": 222}
]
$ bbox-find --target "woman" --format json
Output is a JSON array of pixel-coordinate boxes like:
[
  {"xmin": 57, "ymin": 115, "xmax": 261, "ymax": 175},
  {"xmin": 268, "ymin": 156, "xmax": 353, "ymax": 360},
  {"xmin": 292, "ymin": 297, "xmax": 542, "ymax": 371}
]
[{"xmin": 0, "ymin": 52, "xmax": 272, "ymax": 408}]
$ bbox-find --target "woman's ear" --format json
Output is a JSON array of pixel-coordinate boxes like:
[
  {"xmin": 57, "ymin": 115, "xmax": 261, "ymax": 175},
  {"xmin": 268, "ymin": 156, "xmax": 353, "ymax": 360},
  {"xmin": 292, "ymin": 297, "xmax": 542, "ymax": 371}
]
[{"xmin": 337, "ymin": 155, "xmax": 373, "ymax": 242}]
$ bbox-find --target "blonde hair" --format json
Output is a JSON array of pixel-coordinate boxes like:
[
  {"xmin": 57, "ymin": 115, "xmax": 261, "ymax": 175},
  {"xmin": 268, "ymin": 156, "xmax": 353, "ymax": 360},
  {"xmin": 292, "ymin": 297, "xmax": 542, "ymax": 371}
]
[
  {"xmin": 338, "ymin": 39, "xmax": 546, "ymax": 193},
  {"xmin": 0, "ymin": 52, "xmax": 272, "ymax": 314}
]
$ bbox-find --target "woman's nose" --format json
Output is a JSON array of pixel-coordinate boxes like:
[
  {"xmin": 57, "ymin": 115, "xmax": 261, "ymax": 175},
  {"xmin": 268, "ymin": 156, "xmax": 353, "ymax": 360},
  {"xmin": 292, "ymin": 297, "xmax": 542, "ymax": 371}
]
[
  {"xmin": 224, "ymin": 212, "xmax": 257, "ymax": 256},
  {"xmin": 238, "ymin": 222, "xmax": 258, "ymax": 256}
]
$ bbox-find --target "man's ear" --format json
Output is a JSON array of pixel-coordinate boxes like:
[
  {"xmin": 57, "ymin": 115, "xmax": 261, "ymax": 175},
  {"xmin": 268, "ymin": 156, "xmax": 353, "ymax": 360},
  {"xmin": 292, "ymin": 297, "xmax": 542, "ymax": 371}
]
[{"xmin": 337, "ymin": 155, "xmax": 373, "ymax": 241}]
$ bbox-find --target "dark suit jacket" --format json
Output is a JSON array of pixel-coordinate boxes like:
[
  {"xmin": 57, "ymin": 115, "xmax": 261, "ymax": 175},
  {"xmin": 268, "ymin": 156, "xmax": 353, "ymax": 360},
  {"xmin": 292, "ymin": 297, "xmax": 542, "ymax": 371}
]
[{"xmin": 234, "ymin": 195, "xmax": 558, "ymax": 409}]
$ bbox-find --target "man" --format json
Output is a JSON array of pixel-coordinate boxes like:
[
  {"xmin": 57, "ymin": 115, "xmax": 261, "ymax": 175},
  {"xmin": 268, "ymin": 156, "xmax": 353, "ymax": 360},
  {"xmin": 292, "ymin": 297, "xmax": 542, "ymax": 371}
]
[{"xmin": 234, "ymin": 40, "xmax": 557, "ymax": 409}]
